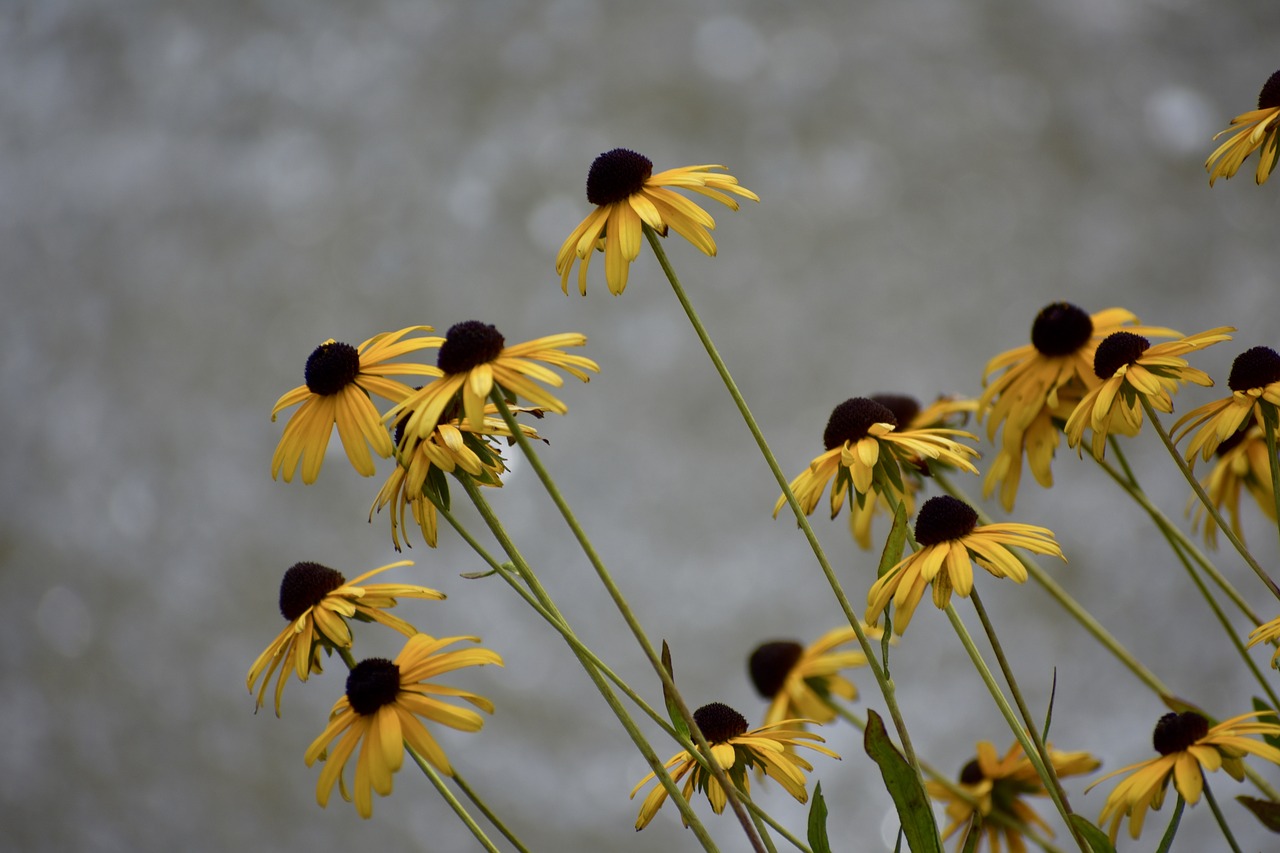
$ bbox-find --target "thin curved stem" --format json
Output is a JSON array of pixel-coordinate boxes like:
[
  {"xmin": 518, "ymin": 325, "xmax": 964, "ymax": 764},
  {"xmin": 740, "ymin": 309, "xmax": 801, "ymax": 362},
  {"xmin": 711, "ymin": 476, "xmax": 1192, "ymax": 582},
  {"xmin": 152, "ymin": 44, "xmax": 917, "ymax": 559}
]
[
  {"xmin": 409, "ymin": 748, "xmax": 502, "ymax": 853},
  {"xmin": 1201, "ymin": 776, "xmax": 1243, "ymax": 853},
  {"xmin": 1263, "ymin": 409, "xmax": 1280, "ymax": 557},
  {"xmin": 451, "ymin": 771, "xmax": 532, "ymax": 853}
]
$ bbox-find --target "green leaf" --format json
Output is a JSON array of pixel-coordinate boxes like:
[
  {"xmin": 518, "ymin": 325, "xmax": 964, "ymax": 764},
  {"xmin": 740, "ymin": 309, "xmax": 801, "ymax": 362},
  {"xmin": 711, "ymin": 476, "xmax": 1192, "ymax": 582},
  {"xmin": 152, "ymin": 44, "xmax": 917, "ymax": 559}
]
[
  {"xmin": 1068, "ymin": 814, "xmax": 1118, "ymax": 853},
  {"xmin": 877, "ymin": 499, "xmax": 909, "ymax": 579},
  {"xmin": 423, "ymin": 465, "xmax": 450, "ymax": 511},
  {"xmin": 1043, "ymin": 667, "xmax": 1058, "ymax": 741},
  {"xmin": 1252, "ymin": 697, "xmax": 1280, "ymax": 751},
  {"xmin": 1237, "ymin": 796, "xmax": 1280, "ymax": 833},
  {"xmin": 807, "ymin": 782, "xmax": 831, "ymax": 853},
  {"xmin": 863, "ymin": 710, "xmax": 943, "ymax": 853},
  {"xmin": 661, "ymin": 641, "xmax": 689, "ymax": 739},
  {"xmin": 959, "ymin": 813, "xmax": 981, "ymax": 853}
]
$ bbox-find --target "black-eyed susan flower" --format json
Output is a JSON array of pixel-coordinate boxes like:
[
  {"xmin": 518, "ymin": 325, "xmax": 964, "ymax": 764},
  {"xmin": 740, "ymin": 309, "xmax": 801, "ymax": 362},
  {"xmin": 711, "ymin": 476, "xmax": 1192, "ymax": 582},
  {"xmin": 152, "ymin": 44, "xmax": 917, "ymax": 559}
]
[
  {"xmin": 1174, "ymin": 346, "xmax": 1280, "ymax": 464},
  {"xmin": 304, "ymin": 632, "xmax": 502, "ymax": 818},
  {"xmin": 927, "ymin": 740, "xmax": 1099, "ymax": 853},
  {"xmin": 246, "ymin": 561, "xmax": 444, "ymax": 716},
  {"xmin": 371, "ymin": 402, "xmax": 543, "ymax": 550},
  {"xmin": 980, "ymin": 303, "xmax": 1179, "ymax": 510},
  {"xmin": 866, "ymin": 496, "xmax": 1063, "ymax": 635},
  {"xmin": 387, "ymin": 321, "xmax": 597, "ymax": 445},
  {"xmin": 1087, "ymin": 710, "xmax": 1280, "ymax": 843},
  {"xmin": 1189, "ymin": 426, "xmax": 1276, "ymax": 548},
  {"xmin": 1249, "ymin": 616, "xmax": 1280, "ymax": 669},
  {"xmin": 556, "ymin": 148, "xmax": 759, "ymax": 296},
  {"xmin": 1064, "ymin": 327, "xmax": 1233, "ymax": 459},
  {"xmin": 846, "ymin": 394, "xmax": 978, "ymax": 549},
  {"xmin": 1206, "ymin": 70, "xmax": 1280, "ymax": 186},
  {"xmin": 630, "ymin": 702, "xmax": 838, "ymax": 830},
  {"xmin": 748, "ymin": 625, "xmax": 884, "ymax": 727},
  {"xmin": 271, "ymin": 327, "xmax": 443, "ymax": 484},
  {"xmin": 775, "ymin": 397, "xmax": 979, "ymax": 523}
]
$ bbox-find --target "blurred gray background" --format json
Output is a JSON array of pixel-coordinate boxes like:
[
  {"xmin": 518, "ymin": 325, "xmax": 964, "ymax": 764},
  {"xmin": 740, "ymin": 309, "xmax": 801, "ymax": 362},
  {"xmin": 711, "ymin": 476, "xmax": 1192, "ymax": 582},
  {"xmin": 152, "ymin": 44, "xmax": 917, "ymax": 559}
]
[{"xmin": 4, "ymin": 0, "xmax": 1280, "ymax": 850}]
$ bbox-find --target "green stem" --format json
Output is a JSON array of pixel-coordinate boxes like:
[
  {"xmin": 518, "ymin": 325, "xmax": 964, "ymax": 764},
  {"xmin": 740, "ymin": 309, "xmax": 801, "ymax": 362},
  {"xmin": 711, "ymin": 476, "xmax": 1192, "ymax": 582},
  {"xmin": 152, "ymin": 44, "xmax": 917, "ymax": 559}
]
[
  {"xmin": 1263, "ymin": 408, "xmax": 1280, "ymax": 558},
  {"xmin": 1153, "ymin": 793, "xmax": 1185, "ymax": 853},
  {"xmin": 1140, "ymin": 395, "xmax": 1280, "ymax": 602},
  {"xmin": 337, "ymin": 645, "xmax": 358, "ymax": 670},
  {"xmin": 935, "ymin": 472, "xmax": 1175, "ymax": 700},
  {"xmin": 644, "ymin": 226, "xmax": 936, "ymax": 839},
  {"xmin": 1201, "ymin": 775, "xmax": 1244, "ymax": 853},
  {"xmin": 408, "ymin": 748, "xmax": 502, "ymax": 853},
  {"xmin": 455, "ymin": 474, "xmax": 720, "ymax": 850},
  {"xmin": 451, "ymin": 771, "xmax": 532, "ymax": 853},
  {"xmin": 486, "ymin": 394, "xmax": 760, "ymax": 853},
  {"xmin": 943, "ymin": 604, "xmax": 1088, "ymax": 853},
  {"xmin": 748, "ymin": 810, "xmax": 780, "ymax": 853}
]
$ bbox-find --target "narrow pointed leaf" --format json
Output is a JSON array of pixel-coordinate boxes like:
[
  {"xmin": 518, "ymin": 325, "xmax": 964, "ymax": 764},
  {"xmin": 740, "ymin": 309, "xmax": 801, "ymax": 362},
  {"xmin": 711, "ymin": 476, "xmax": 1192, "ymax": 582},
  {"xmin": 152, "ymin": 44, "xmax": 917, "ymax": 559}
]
[
  {"xmin": 661, "ymin": 641, "xmax": 690, "ymax": 739},
  {"xmin": 1068, "ymin": 814, "xmax": 1118, "ymax": 853},
  {"xmin": 863, "ymin": 710, "xmax": 942, "ymax": 853},
  {"xmin": 807, "ymin": 782, "xmax": 831, "ymax": 853}
]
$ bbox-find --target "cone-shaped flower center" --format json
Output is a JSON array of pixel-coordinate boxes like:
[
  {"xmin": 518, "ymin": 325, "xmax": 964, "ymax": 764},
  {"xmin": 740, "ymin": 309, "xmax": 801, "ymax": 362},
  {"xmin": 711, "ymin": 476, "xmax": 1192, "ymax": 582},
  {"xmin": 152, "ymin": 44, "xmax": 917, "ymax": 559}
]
[
  {"xmin": 279, "ymin": 561, "xmax": 346, "ymax": 621},
  {"xmin": 694, "ymin": 702, "xmax": 749, "ymax": 743},
  {"xmin": 1030, "ymin": 302, "xmax": 1093, "ymax": 356},
  {"xmin": 870, "ymin": 394, "xmax": 920, "ymax": 428},
  {"xmin": 915, "ymin": 495, "xmax": 979, "ymax": 546},
  {"xmin": 437, "ymin": 321, "xmax": 506, "ymax": 374},
  {"xmin": 748, "ymin": 641, "xmax": 804, "ymax": 698},
  {"xmin": 1259, "ymin": 70, "xmax": 1280, "ymax": 110},
  {"xmin": 1152, "ymin": 711, "xmax": 1209, "ymax": 755},
  {"xmin": 1093, "ymin": 332, "xmax": 1150, "ymax": 379},
  {"xmin": 959, "ymin": 758, "xmax": 985, "ymax": 785},
  {"xmin": 824, "ymin": 398, "xmax": 898, "ymax": 450},
  {"xmin": 304, "ymin": 341, "xmax": 361, "ymax": 396},
  {"xmin": 585, "ymin": 148, "xmax": 653, "ymax": 206},
  {"xmin": 346, "ymin": 658, "xmax": 401, "ymax": 716},
  {"xmin": 1227, "ymin": 346, "xmax": 1280, "ymax": 392}
]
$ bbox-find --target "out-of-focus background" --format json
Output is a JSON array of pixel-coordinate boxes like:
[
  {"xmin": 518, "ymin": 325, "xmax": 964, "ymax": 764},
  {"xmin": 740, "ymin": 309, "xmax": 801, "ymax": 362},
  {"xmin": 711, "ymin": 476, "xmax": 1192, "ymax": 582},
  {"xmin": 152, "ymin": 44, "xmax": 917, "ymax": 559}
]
[{"xmin": 4, "ymin": 1, "xmax": 1280, "ymax": 850}]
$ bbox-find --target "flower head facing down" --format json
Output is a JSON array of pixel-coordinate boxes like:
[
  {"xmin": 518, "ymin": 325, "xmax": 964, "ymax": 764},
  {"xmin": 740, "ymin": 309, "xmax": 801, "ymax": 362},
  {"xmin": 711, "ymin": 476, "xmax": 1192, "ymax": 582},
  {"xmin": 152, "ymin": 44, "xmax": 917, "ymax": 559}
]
[
  {"xmin": 387, "ymin": 321, "xmax": 598, "ymax": 445},
  {"xmin": 775, "ymin": 398, "xmax": 979, "ymax": 522},
  {"xmin": 1088, "ymin": 710, "xmax": 1280, "ymax": 842},
  {"xmin": 1248, "ymin": 615, "xmax": 1280, "ymax": 670},
  {"xmin": 271, "ymin": 327, "xmax": 443, "ymax": 484},
  {"xmin": 1064, "ymin": 327, "xmax": 1233, "ymax": 459},
  {"xmin": 979, "ymin": 304, "xmax": 1179, "ymax": 510},
  {"xmin": 246, "ymin": 560, "xmax": 444, "ymax": 716},
  {"xmin": 1173, "ymin": 345, "xmax": 1280, "ymax": 464},
  {"xmin": 1206, "ymin": 70, "xmax": 1280, "ymax": 186},
  {"xmin": 304, "ymin": 633, "xmax": 502, "ymax": 818},
  {"xmin": 630, "ymin": 702, "xmax": 838, "ymax": 830},
  {"xmin": 556, "ymin": 148, "xmax": 759, "ymax": 295},
  {"xmin": 748, "ymin": 625, "xmax": 882, "ymax": 727},
  {"xmin": 1188, "ymin": 425, "xmax": 1277, "ymax": 548},
  {"xmin": 927, "ymin": 740, "xmax": 1100, "ymax": 853},
  {"xmin": 866, "ymin": 496, "xmax": 1064, "ymax": 635}
]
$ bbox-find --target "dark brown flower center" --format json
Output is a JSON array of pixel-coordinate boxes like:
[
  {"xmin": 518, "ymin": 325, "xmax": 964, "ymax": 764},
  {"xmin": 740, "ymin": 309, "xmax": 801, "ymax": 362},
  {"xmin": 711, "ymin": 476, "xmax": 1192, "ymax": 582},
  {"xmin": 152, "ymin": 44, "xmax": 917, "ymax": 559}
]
[
  {"xmin": 585, "ymin": 148, "xmax": 653, "ymax": 206},
  {"xmin": 1216, "ymin": 427, "xmax": 1249, "ymax": 457},
  {"xmin": 1227, "ymin": 346, "xmax": 1280, "ymax": 392},
  {"xmin": 346, "ymin": 658, "xmax": 401, "ymax": 716},
  {"xmin": 1152, "ymin": 711, "xmax": 1209, "ymax": 755},
  {"xmin": 437, "ymin": 321, "xmax": 505, "ymax": 374},
  {"xmin": 304, "ymin": 341, "xmax": 361, "ymax": 396},
  {"xmin": 1093, "ymin": 332, "xmax": 1150, "ymax": 379},
  {"xmin": 958, "ymin": 758, "xmax": 985, "ymax": 785},
  {"xmin": 870, "ymin": 394, "xmax": 921, "ymax": 428},
  {"xmin": 1259, "ymin": 70, "xmax": 1280, "ymax": 111},
  {"xmin": 748, "ymin": 641, "xmax": 804, "ymax": 698},
  {"xmin": 824, "ymin": 398, "xmax": 898, "ymax": 450},
  {"xmin": 914, "ymin": 496, "xmax": 979, "ymax": 546},
  {"xmin": 693, "ymin": 702, "xmax": 749, "ymax": 743},
  {"xmin": 279, "ymin": 561, "xmax": 346, "ymax": 621},
  {"xmin": 1030, "ymin": 303, "xmax": 1093, "ymax": 356}
]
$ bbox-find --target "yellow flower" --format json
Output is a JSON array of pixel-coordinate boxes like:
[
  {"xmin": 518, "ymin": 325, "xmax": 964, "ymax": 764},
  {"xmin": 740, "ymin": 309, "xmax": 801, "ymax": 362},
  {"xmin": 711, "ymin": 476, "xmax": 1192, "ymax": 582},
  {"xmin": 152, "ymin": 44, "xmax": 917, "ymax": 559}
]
[
  {"xmin": 1065, "ymin": 327, "xmax": 1233, "ymax": 459},
  {"xmin": 1087, "ymin": 710, "xmax": 1280, "ymax": 843},
  {"xmin": 1173, "ymin": 346, "xmax": 1280, "ymax": 464},
  {"xmin": 866, "ymin": 496, "xmax": 1063, "ymax": 635},
  {"xmin": 748, "ymin": 625, "xmax": 883, "ymax": 727},
  {"xmin": 304, "ymin": 633, "xmax": 502, "ymax": 818},
  {"xmin": 1247, "ymin": 615, "xmax": 1280, "ymax": 669},
  {"xmin": 1206, "ymin": 70, "xmax": 1280, "ymax": 186},
  {"xmin": 387, "ymin": 321, "xmax": 598, "ymax": 445},
  {"xmin": 1189, "ymin": 425, "xmax": 1276, "ymax": 548},
  {"xmin": 775, "ymin": 397, "xmax": 979, "ymax": 523},
  {"xmin": 630, "ymin": 702, "xmax": 838, "ymax": 830},
  {"xmin": 845, "ymin": 394, "xmax": 977, "ymax": 549},
  {"xmin": 928, "ymin": 740, "xmax": 1099, "ymax": 853},
  {"xmin": 246, "ymin": 561, "xmax": 444, "ymax": 716},
  {"xmin": 556, "ymin": 148, "xmax": 758, "ymax": 295},
  {"xmin": 979, "ymin": 303, "xmax": 1178, "ymax": 510},
  {"xmin": 371, "ymin": 403, "xmax": 543, "ymax": 550},
  {"xmin": 271, "ymin": 326, "xmax": 443, "ymax": 484}
]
